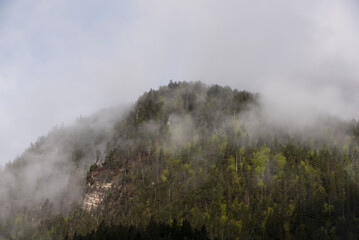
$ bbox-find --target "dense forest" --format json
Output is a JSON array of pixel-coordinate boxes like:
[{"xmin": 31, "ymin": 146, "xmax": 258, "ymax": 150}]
[{"xmin": 1, "ymin": 81, "xmax": 359, "ymax": 239}]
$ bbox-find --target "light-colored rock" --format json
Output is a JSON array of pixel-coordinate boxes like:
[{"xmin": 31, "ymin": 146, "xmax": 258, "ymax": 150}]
[{"xmin": 82, "ymin": 181, "xmax": 112, "ymax": 211}]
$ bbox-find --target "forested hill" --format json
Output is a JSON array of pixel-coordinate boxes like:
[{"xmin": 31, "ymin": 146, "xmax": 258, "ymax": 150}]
[{"xmin": 1, "ymin": 81, "xmax": 359, "ymax": 240}]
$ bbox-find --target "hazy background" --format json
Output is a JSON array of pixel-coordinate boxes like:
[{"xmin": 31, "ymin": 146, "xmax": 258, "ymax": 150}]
[{"xmin": 0, "ymin": 0, "xmax": 358, "ymax": 165}]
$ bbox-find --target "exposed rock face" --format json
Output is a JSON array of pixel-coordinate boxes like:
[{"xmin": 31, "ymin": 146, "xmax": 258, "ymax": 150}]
[
  {"xmin": 82, "ymin": 167, "xmax": 112, "ymax": 211},
  {"xmin": 82, "ymin": 190, "xmax": 102, "ymax": 211}
]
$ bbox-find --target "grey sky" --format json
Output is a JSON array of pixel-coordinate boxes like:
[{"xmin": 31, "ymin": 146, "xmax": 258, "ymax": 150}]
[{"xmin": 0, "ymin": 0, "xmax": 358, "ymax": 165}]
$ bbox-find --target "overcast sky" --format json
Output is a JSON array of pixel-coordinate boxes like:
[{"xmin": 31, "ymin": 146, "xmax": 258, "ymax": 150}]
[{"xmin": 0, "ymin": 0, "xmax": 358, "ymax": 165}]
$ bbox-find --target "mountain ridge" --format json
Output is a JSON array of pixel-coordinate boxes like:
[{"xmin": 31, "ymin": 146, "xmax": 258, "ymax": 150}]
[{"xmin": 1, "ymin": 81, "xmax": 359, "ymax": 239}]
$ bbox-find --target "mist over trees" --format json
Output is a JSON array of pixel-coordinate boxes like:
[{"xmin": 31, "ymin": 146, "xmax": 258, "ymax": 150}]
[{"xmin": 0, "ymin": 81, "xmax": 359, "ymax": 239}]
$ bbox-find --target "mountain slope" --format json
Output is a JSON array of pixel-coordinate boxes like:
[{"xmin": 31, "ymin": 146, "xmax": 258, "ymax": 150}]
[{"xmin": 1, "ymin": 81, "xmax": 359, "ymax": 240}]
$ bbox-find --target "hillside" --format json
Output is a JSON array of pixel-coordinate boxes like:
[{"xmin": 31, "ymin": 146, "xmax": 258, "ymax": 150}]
[{"xmin": 1, "ymin": 81, "xmax": 359, "ymax": 240}]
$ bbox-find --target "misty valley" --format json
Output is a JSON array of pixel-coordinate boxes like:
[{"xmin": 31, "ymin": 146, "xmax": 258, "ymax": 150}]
[{"xmin": 1, "ymin": 81, "xmax": 359, "ymax": 240}]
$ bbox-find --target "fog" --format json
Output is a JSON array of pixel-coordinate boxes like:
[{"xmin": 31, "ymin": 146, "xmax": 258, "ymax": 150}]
[
  {"xmin": 0, "ymin": 105, "xmax": 128, "ymax": 221},
  {"xmin": 0, "ymin": 0, "xmax": 358, "ymax": 165},
  {"xmin": 0, "ymin": 81, "xmax": 354, "ymax": 233}
]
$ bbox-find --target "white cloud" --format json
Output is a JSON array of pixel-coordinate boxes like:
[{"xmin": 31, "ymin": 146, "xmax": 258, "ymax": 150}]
[{"xmin": 0, "ymin": 0, "xmax": 358, "ymax": 164}]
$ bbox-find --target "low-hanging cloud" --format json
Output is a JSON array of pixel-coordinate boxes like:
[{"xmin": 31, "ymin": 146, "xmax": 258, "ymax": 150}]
[
  {"xmin": 0, "ymin": 105, "xmax": 127, "ymax": 221},
  {"xmin": 0, "ymin": 0, "xmax": 358, "ymax": 164}
]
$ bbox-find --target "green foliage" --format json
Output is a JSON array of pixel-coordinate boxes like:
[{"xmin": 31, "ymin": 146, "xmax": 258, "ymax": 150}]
[
  {"xmin": 73, "ymin": 219, "xmax": 210, "ymax": 240},
  {"xmin": 2, "ymin": 81, "xmax": 359, "ymax": 240}
]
